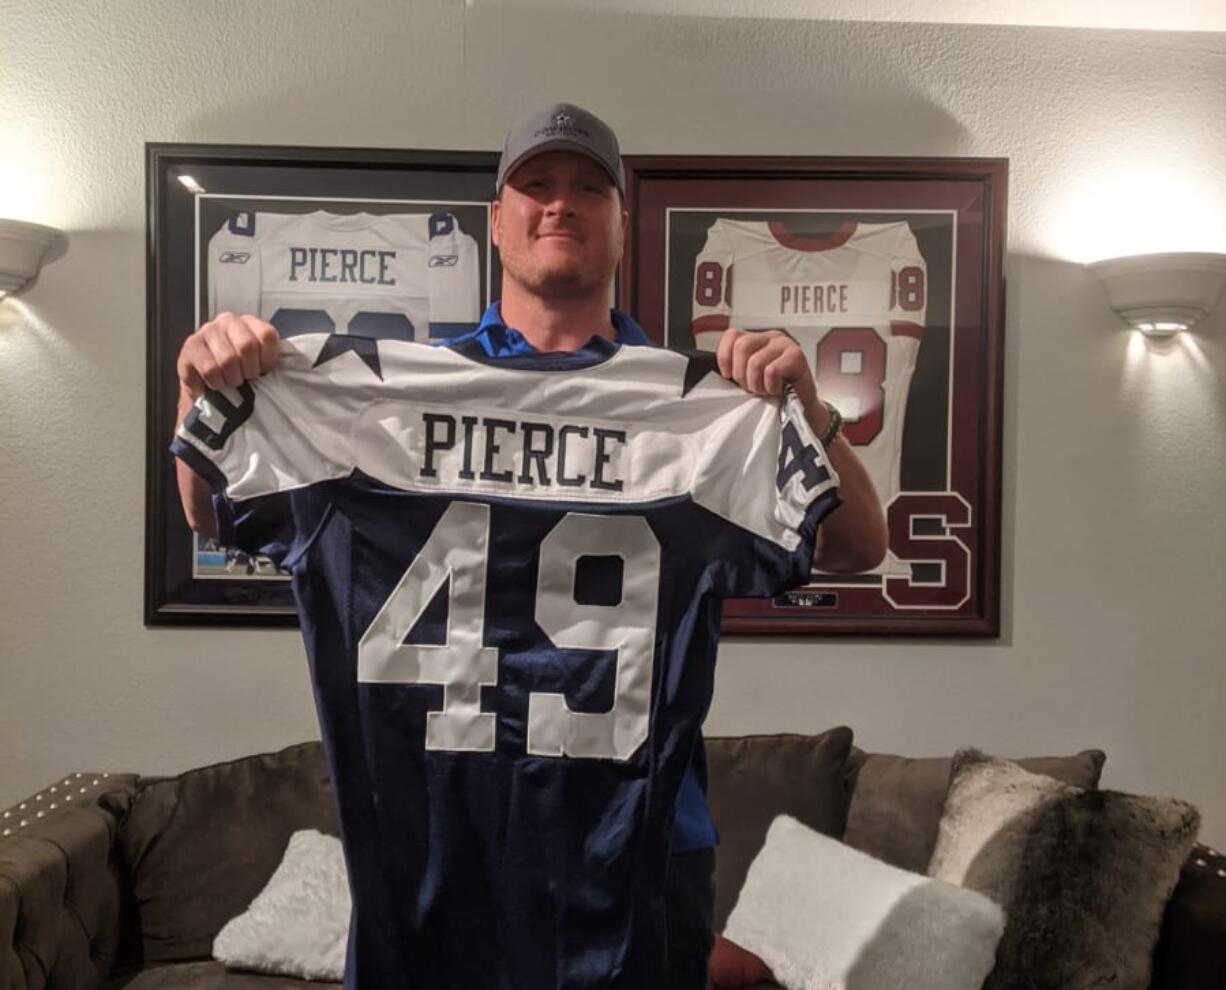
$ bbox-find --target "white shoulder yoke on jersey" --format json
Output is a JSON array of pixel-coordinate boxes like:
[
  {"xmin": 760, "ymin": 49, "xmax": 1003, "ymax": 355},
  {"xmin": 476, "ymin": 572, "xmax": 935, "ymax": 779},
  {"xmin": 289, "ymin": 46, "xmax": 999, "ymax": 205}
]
[{"xmin": 176, "ymin": 334, "xmax": 838, "ymax": 553}]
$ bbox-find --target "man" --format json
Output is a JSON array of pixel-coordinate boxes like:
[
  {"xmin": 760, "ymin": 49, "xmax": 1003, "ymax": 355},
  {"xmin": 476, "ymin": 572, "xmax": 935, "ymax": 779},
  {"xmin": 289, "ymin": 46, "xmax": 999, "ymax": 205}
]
[{"xmin": 175, "ymin": 103, "xmax": 885, "ymax": 988}]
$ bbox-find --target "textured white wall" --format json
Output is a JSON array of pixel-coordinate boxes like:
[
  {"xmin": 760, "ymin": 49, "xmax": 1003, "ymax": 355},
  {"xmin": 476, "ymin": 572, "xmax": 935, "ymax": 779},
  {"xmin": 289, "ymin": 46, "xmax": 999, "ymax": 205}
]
[{"xmin": 1, "ymin": 1, "xmax": 1223, "ymax": 845}]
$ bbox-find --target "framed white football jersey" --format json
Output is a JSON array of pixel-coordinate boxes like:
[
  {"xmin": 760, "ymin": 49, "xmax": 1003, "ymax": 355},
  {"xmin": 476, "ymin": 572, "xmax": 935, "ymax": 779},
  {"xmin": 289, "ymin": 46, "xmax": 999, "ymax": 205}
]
[
  {"xmin": 691, "ymin": 218, "xmax": 927, "ymax": 518},
  {"xmin": 208, "ymin": 209, "xmax": 481, "ymax": 342}
]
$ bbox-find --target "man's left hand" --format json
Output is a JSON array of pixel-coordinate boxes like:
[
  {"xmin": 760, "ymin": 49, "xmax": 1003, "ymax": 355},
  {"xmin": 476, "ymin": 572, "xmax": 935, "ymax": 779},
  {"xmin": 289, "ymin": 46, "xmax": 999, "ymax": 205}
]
[
  {"xmin": 714, "ymin": 328, "xmax": 823, "ymax": 420},
  {"xmin": 715, "ymin": 328, "xmax": 888, "ymax": 572}
]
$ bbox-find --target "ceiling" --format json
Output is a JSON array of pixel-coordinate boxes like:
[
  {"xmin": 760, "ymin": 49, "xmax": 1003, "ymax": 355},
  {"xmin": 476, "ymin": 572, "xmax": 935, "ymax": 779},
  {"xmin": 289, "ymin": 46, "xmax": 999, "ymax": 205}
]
[{"xmin": 477, "ymin": 0, "xmax": 1226, "ymax": 33}]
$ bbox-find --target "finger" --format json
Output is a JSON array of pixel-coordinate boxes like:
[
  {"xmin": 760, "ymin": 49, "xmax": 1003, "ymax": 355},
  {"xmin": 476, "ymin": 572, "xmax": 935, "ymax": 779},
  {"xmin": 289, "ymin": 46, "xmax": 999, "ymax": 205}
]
[
  {"xmin": 201, "ymin": 325, "xmax": 244, "ymax": 389},
  {"xmin": 760, "ymin": 332, "xmax": 807, "ymax": 394},
  {"xmin": 242, "ymin": 315, "xmax": 281, "ymax": 374},
  {"xmin": 176, "ymin": 338, "xmax": 206, "ymax": 397},
  {"xmin": 762, "ymin": 354, "xmax": 787, "ymax": 395},
  {"xmin": 228, "ymin": 320, "xmax": 263, "ymax": 383},
  {"xmin": 716, "ymin": 328, "xmax": 741, "ymax": 379},
  {"xmin": 748, "ymin": 338, "xmax": 774, "ymax": 389},
  {"xmin": 178, "ymin": 335, "xmax": 224, "ymax": 393},
  {"xmin": 731, "ymin": 331, "xmax": 766, "ymax": 387},
  {"xmin": 744, "ymin": 346, "xmax": 769, "ymax": 394},
  {"xmin": 214, "ymin": 312, "xmax": 268, "ymax": 384},
  {"xmin": 177, "ymin": 354, "xmax": 208, "ymax": 399},
  {"xmin": 747, "ymin": 341, "xmax": 786, "ymax": 395},
  {"xmin": 775, "ymin": 344, "xmax": 820, "ymax": 406}
]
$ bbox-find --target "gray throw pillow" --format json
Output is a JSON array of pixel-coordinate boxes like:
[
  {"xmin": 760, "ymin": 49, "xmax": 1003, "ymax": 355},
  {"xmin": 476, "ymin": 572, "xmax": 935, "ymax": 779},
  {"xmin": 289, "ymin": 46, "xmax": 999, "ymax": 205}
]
[
  {"xmin": 842, "ymin": 746, "xmax": 1105, "ymax": 873},
  {"xmin": 929, "ymin": 749, "xmax": 1201, "ymax": 990},
  {"xmin": 706, "ymin": 728, "xmax": 855, "ymax": 931}
]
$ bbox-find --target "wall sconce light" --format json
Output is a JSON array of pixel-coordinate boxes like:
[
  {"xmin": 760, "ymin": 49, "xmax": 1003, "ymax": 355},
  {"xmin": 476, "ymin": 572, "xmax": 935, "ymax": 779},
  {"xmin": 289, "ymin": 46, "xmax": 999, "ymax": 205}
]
[
  {"xmin": 1088, "ymin": 252, "xmax": 1226, "ymax": 337},
  {"xmin": 0, "ymin": 219, "xmax": 69, "ymax": 299}
]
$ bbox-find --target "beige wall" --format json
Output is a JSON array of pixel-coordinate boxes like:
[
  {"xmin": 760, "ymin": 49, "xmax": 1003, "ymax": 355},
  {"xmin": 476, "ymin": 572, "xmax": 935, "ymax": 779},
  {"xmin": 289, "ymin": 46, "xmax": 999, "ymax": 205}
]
[{"xmin": 2, "ymin": 1, "xmax": 1223, "ymax": 845}]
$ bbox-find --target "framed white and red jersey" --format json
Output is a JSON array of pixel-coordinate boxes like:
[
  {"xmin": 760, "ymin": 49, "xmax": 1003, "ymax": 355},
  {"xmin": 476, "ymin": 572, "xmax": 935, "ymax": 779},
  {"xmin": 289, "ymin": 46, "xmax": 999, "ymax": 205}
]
[
  {"xmin": 622, "ymin": 156, "xmax": 1007, "ymax": 636},
  {"xmin": 689, "ymin": 217, "xmax": 926, "ymax": 524}
]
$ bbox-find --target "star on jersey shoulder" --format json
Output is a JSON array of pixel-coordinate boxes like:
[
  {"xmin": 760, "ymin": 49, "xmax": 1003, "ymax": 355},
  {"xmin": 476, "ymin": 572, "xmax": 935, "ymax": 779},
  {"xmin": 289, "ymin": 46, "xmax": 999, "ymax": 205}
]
[
  {"xmin": 681, "ymin": 351, "xmax": 720, "ymax": 397},
  {"xmin": 312, "ymin": 334, "xmax": 383, "ymax": 380}
]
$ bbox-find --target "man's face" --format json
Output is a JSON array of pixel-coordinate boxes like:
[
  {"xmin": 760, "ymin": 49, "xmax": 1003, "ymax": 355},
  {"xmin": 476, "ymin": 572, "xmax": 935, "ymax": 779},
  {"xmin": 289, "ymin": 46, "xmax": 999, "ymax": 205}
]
[{"xmin": 492, "ymin": 150, "xmax": 627, "ymax": 300}]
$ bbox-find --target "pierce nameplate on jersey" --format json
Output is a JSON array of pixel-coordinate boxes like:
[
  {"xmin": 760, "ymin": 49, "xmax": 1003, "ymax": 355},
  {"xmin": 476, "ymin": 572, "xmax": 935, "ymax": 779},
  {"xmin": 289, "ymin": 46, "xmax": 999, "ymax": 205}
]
[
  {"xmin": 779, "ymin": 283, "xmax": 850, "ymax": 316},
  {"xmin": 732, "ymin": 279, "xmax": 882, "ymax": 326},
  {"xmin": 420, "ymin": 412, "xmax": 627, "ymax": 493},
  {"xmin": 288, "ymin": 247, "xmax": 397, "ymax": 286}
]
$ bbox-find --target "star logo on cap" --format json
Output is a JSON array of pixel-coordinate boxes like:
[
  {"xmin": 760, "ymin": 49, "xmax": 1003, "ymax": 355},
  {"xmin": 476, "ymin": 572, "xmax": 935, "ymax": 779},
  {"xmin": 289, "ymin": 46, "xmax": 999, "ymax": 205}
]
[{"xmin": 554, "ymin": 112, "xmax": 573, "ymax": 129}]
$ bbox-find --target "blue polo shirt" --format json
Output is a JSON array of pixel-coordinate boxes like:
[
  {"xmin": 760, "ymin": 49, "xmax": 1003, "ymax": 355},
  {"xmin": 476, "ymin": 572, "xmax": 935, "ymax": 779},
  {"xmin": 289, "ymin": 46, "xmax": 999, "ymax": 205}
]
[{"xmin": 439, "ymin": 303, "xmax": 719, "ymax": 853}]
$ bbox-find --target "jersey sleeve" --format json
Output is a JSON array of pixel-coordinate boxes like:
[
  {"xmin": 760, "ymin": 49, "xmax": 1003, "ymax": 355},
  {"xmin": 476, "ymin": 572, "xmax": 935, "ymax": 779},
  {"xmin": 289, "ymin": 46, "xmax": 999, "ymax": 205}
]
[
  {"xmin": 689, "ymin": 388, "xmax": 841, "ymax": 598},
  {"xmin": 690, "ymin": 220, "xmax": 734, "ymax": 351},
  {"xmin": 888, "ymin": 223, "xmax": 927, "ymax": 338},
  {"xmin": 169, "ymin": 340, "xmax": 353, "ymax": 562},
  {"xmin": 426, "ymin": 212, "xmax": 481, "ymax": 340},
  {"xmin": 205, "ymin": 490, "xmax": 295, "ymax": 565},
  {"xmin": 207, "ymin": 210, "xmax": 262, "ymax": 319}
]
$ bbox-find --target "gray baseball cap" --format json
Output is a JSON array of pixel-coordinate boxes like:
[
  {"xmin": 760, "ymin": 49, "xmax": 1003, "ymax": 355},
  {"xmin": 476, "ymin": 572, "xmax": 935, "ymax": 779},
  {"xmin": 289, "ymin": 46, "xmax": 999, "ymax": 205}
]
[{"xmin": 496, "ymin": 101, "xmax": 625, "ymax": 197}]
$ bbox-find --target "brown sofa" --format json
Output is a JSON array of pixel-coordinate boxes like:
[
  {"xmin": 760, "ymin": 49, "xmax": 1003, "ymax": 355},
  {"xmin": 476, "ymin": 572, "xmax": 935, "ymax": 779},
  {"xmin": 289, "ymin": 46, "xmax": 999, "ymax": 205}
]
[{"xmin": 2, "ymin": 733, "xmax": 1222, "ymax": 989}]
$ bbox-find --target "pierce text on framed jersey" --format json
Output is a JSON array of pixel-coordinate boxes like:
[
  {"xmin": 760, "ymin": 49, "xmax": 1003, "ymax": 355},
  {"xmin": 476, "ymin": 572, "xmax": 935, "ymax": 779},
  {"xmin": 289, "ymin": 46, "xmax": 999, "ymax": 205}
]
[
  {"xmin": 145, "ymin": 143, "xmax": 502, "ymax": 625},
  {"xmin": 622, "ymin": 156, "xmax": 1007, "ymax": 636}
]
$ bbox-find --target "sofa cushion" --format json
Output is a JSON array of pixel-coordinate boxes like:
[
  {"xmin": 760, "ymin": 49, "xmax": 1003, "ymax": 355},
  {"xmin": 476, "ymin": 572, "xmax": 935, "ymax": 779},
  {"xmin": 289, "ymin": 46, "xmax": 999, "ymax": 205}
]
[
  {"xmin": 842, "ymin": 745, "xmax": 1105, "ymax": 873},
  {"xmin": 929, "ymin": 749, "xmax": 1200, "ymax": 990},
  {"xmin": 116, "ymin": 742, "xmax": 337, "ymax": 964},
  {"xmin": 706, "ymin": 728, "xmax": 855, "ymax": 931},
  {"xmin": 725, "ymin": 815, "xmax": 1003, "ymax": 990}
]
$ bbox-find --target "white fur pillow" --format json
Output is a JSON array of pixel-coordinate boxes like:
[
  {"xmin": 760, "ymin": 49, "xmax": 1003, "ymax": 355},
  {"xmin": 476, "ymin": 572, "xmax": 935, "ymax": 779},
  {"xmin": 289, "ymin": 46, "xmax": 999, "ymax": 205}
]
[
  {"xmin": 724, "ymin": 815, "xmax": 1004, "ymax": 990},
  {"xmin": 213, "ymin": 829, "xmax": 350, "ymax": 982}
]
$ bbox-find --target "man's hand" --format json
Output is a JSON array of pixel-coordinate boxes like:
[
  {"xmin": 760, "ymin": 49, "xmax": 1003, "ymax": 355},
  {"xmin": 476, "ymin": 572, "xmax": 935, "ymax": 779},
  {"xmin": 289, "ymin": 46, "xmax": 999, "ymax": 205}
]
[
  {"xmin": 714, "ymin": 328, "xmax": 821, "ymax": 416},
  {"xmin": 174, "ymin": 313, "xmax": 280, "ymax": 541},
  {"xmin": 715, "ymin": 327, "xmax": 888, "ymax": 573},
  {"xmin": 177, "ymin": 312, "xmax": 281, "ymax": 399}
]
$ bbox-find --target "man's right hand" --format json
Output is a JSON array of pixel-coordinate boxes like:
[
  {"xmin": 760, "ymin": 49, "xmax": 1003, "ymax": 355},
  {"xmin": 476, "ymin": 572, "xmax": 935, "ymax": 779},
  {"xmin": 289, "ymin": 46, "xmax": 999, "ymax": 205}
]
[
  {"xmin": 175, "ymin": 313, "xmax": 280, "ymax": 539},
  {"xmin": 177, "ymin": 312, "xmax": 281, "ymax": 399}
]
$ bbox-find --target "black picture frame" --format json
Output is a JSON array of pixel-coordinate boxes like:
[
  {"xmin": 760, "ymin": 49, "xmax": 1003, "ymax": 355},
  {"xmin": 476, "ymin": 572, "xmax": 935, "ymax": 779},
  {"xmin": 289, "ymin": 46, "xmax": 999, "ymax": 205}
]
[
  {"xmin": 145, "ymin": 143, "xmax": 501, "ymax": 626},
  {"xmin": 621, "ymin": 155, "xmax": 1007, "ymax": 636}
]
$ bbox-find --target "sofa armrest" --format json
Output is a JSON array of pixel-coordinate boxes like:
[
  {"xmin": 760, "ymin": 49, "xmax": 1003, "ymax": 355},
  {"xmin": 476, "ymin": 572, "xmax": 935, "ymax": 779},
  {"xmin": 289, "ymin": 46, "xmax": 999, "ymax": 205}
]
[
  {"xmin": 1149, "ymin": 844, "xmax": 1226, "ymax": 990},
  {"xmin": 0, "ymin": 773, "xmax": 139, "ymax": 990}
]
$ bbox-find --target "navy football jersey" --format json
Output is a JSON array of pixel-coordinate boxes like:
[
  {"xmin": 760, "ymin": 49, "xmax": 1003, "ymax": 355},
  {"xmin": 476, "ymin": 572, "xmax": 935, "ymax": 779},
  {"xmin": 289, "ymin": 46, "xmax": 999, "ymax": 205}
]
[{"xmin": 171, "ymin": 333, "xmax": 840, "ymax": 990}]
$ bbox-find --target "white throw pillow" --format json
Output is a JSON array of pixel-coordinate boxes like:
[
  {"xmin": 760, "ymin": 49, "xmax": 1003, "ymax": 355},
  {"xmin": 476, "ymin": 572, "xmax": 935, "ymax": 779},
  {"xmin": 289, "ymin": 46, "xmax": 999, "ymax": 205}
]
[
  {"xmin": 724, "ymin": 815, "xmax": 1004, "ymax": 990},
  {"xmin": 213, "ymin": 829, "xmax": 350, "ymax": 982}
]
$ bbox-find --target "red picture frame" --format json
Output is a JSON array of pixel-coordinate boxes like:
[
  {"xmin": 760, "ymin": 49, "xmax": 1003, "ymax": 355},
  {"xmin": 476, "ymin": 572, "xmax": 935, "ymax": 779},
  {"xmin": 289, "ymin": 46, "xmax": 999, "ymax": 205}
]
[{"xmin": 621, "ymin": 156, "xmax": 1007, "ymax": 636}]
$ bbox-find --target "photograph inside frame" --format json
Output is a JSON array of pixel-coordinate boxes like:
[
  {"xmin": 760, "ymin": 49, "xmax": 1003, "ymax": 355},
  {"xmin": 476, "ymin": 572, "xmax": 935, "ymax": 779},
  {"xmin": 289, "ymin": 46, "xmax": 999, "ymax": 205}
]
[
  {"xmin": 190, "ymin": 195, "xmax": 493, "ymax": 583},
  {"xmin": 664, "ymin": 207, "xmax": 962, "ymax": 605}
]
